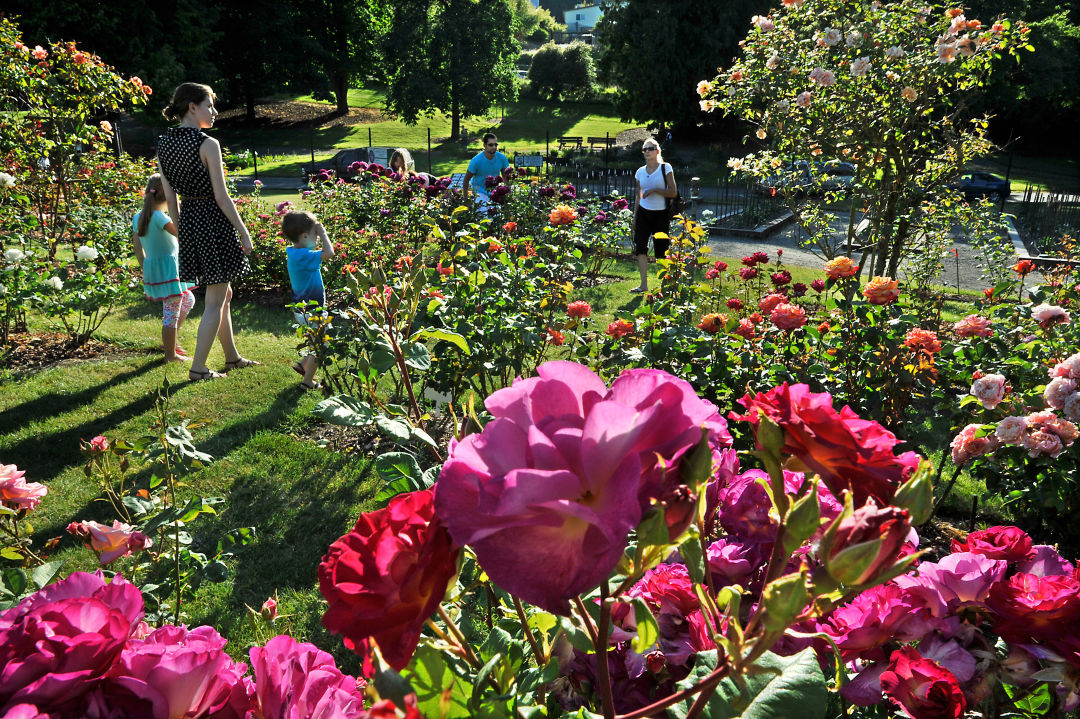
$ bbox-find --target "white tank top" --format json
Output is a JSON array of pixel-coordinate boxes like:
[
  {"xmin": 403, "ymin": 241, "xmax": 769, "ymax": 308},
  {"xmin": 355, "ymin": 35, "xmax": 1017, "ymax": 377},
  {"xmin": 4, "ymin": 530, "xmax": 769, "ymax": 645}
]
[{"xmin": 635, "ymin": 162, "xmax": 669, "ymax": 211}]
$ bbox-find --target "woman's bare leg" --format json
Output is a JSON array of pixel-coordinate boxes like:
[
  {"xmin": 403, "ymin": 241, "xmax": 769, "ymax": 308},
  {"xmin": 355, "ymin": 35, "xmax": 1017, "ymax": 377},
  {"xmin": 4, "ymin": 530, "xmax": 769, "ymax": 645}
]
[{"xmin": 191, "ymin": 283, "xmax": 228, "ymax": 373}]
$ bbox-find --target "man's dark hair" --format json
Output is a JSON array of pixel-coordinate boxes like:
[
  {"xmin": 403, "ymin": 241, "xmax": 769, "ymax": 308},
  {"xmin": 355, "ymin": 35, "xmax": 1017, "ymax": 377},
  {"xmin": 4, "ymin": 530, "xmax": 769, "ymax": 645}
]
[{"xmin": 483, "ymin": 133, "xmax": 497, "ymax": 144}]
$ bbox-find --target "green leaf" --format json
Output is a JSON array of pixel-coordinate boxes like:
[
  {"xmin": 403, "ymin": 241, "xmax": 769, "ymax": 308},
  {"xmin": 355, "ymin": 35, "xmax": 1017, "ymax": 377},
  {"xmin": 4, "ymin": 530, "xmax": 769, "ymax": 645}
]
[
  {"xmin": 670, "ymin": 648, "xmax": 826, "ymax": 719},
  {"xmin": 30, "ymin": 560, "xmax": 65, "ymax": 589},
  {"xmin": 1, "ymin": 568, "xmax": 28, "ymax": 598},
  {"xmin": 203, "ymin": 560, "xmax": 228, "ymax": 582},
  {"xmin": 312, "ymin": 395, "xmax": 375, "ymax": 427},
  {"xmin": 0, "ymin": 547, "xmax": 24, "ymax": 562},
  {"xmin": 415, "ymin": 329, "xmax": 470, "ymax": 354},
  {"xmin": 404, "ymin": 644, "xmax": 473, "ymax": 718},
  {"xmin": 630, "ymin": 597, "xmax": 660, "ymax": 654},
  {"xmin": 403, "ymin": 341, "xmax": 432, "ymax": 370},
  {"xmin": 375, "ymin": 452, "xmax": 423, "ymax": 485},
  {"xmin": 375, "ymin": 416, "xmax": 412, "ymax": 443},
  {"xmin": 679, "ymin": 527, "xmax": 706, "ymax": 585}
]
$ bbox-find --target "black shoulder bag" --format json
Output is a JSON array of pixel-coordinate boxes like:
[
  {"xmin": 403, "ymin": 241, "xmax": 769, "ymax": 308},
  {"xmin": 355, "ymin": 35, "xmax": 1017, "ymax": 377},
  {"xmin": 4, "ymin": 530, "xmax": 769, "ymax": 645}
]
[{"xmin": 663, "ymin": 163, "xmax": 684, "ymax": 221}]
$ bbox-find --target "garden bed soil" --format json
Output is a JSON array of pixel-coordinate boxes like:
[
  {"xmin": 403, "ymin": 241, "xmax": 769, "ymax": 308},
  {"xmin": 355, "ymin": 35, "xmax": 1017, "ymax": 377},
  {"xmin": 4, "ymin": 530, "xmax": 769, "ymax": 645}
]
[
  {"xmin": 214, "ymin": 100, "xmax": 387, "ymax": 130},
  {"xmin": 574, "ymin": 273, "xmax": 625, "ymax": 288},
  {"xmin": 305, "ymin": 417, "xmax": 457, "ymax": 460},
  {"xmin": 2, "ymin": 332, "xmax": 144, "ymax": 373}
]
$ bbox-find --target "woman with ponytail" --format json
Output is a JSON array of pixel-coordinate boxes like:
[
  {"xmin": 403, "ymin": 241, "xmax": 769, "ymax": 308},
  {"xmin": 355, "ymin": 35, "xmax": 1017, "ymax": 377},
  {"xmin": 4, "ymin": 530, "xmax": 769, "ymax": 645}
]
[
  {"xmin": 157, "ymin": 82, "xmax": 259, "ymax": 381},
  {"xmin": 133, "ymin": 174, "xmax": 195, "ymax": 362}
]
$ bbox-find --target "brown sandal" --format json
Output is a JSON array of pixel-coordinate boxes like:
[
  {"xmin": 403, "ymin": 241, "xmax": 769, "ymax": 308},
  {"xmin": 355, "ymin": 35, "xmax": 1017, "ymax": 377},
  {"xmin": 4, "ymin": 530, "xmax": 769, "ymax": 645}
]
[
  {"xmin": 224, "ymin": 357, "xmax": 262, "ymax": 371},
  {"xmin": 189, "ymin": 368, "xmax": 225, "ymax": 382},
  {"xmin": 300, "ymin": 379, "xmax": 321, "ymax": 391}
]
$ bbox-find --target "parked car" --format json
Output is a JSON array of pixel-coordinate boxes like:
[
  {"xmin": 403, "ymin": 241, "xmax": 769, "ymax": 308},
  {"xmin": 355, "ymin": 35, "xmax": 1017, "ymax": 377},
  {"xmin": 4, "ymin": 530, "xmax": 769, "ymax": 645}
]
[
  {"xmin": 951, "ymin": 171, "xmax": 1010, "ymax": 201},
  {"xmin": 754, "ymin": 160, "xmax": 814, "ymax": 195},
  {"xmin": 812, "ymin": 160, "xmax": 856, "ymax": 193}
]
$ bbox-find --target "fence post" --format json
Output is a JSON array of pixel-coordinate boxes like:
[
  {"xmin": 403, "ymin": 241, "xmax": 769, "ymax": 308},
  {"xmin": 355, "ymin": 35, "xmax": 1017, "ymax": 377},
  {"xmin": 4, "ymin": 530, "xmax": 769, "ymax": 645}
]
[
  {"xmin": 368, "ymin": 127, "xmax": 372, "ymax": 149},
  {"xmin": 309, "ymin": 127, "xmax": 315, "ymax": 166},
  {"xmin": 253, "ymin": 150, "xmax": 259, "ymax": 182},
  {"xmin": 428, "ymin": 128, "xmax": 432, "ymax": 173}
]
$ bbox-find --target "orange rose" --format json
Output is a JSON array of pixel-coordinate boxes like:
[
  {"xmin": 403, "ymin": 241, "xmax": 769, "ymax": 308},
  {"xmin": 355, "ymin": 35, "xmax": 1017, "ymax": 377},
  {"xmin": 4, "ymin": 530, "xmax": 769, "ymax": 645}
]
[
  {"xmin": 824, "ymin": 256, "xmax": 857, "ymax": 280},
  {"xmin": 549, "ymin": 205, "xmax": 578, "ymax": 226},
  {"xmin": 863, "ymin": 276, "xmax": 900, "ymax": 305}
]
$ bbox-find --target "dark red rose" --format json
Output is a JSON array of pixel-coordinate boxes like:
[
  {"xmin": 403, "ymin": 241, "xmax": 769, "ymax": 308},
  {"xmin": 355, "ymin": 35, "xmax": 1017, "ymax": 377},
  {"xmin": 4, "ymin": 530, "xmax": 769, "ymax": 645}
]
[
  {"xmin": 950, "ymin": 525, "xmax": 1034, "ymax": 563},
  {"xmin": 880, "ymin": 646, "xmax": 967, "ymax": 719},
  {"xmin": 319, "ymin": 489, "xmax": 459, "ymax": 670}
]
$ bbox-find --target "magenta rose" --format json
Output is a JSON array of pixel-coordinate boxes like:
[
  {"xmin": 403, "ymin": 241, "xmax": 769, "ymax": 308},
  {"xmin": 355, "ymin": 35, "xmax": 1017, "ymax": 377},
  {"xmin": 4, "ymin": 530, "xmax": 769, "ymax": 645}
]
[
  {"xmin": 988, "ymin": 572, "xmax": 1080, "ymax": 642},
  {"xmin": 880, "ymin": 646, "xmax": 967, "ymax": 719},
  {"xmin": 435, "ymin": 361, "xmax": 730, "ymax": 615},
  {"xmin": 950, "ymin": 526, "xmax": 1033, "ymax": 562},
  {"xmin": 732, "ymin": 383, "xmax": 921, "ymax": 506},
  {"xmin": 108, "ymin": 624, "xmax": 248, "ymax": 719},
  {"xmin": 248, "ymin": 634, "xmax": 366, "ymax": 719},
  {"xmin": 0, "ymin": 571, "xmax": 143, "ymax": 713},
  {"xmin": 319, "ymin": 488, "xmax": 459, "ymax": 670},
  {"xmin": 1016, "ymin": 545, "xmax": 1074, "ymax": 577},
  {"xmin": 819, "ymin": 583, "xmax": 941, "ymax": 663}
]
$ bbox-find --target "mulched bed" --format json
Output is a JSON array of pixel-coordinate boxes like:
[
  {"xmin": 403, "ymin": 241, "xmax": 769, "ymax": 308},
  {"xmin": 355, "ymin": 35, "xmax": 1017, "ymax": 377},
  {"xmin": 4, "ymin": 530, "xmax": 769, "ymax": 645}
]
[
  {"xmin": 215, "ymin": 100, "xmax": 387, "ymax": 131},
  {"xmin": 575, "ymin": 273, "xmax": 625, "ymax": 288},
  {"xmin": 2, "ymin": 332, "xmax": 145, "ymax": 374},
  {"xmin": 304, "ymin": 416, "xmax": 457, "ymax": 460}
]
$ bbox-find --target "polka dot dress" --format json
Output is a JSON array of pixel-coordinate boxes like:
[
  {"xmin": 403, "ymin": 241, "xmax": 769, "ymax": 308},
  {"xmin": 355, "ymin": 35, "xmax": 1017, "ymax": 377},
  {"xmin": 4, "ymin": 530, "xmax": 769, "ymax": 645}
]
[{"xmin": 156, "ymin": 126, "xmax": 250, "ymax": 286}]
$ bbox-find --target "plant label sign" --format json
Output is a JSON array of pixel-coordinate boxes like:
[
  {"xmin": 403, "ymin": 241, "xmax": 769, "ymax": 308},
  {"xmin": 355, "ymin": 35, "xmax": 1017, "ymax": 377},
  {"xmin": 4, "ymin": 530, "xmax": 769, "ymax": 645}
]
[
  {"xmin": 448, "ymin": 173, "xmax": 466, "ymax": 190},
  {"xmin": 515, "ymin": 154, "xmax": 544, "ymax": 168}
]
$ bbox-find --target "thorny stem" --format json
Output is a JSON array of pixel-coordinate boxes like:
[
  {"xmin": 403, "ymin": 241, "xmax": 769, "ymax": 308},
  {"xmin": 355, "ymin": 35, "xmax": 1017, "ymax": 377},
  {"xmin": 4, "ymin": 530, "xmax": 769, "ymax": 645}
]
[
  {"xmin": 436, "ymin": 605, "xmax": 482, "ymax": 669},
  {"xmin": 596, "ymin": 582, "xmax": 615, "ymax": 719},
  {"xmin": 513, "ymin": 596, "xmax": 546, "ymax": 667},
  {"xmin": 572, "ymin": 596, "xmax": 599, "ymax": 646},
  {"xmin": 615, "ymin": 662, "xmax": 731, "ymax": 719}
]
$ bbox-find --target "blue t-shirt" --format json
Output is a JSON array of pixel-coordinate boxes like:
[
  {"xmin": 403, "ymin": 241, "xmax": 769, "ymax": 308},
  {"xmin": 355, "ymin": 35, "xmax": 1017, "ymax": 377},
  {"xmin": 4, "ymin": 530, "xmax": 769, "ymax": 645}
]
[
  {"xmin": 286, "ymin": 246, "xmax": 325, "ymax": 307},
  {"xmin": 467, "ymin": 151, "xmax": 509, "ymax": 196}
]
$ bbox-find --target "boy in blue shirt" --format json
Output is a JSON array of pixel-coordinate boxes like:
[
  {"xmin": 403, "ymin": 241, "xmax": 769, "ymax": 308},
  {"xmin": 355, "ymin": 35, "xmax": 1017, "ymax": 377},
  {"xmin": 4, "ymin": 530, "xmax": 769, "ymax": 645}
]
[
  {"xmin": 283, "ymin": 210, "xmax": 335, "ymax": 390},
  {"xmin": 463, "ymin": 133, "xmax": 509, "ymax": 207}
]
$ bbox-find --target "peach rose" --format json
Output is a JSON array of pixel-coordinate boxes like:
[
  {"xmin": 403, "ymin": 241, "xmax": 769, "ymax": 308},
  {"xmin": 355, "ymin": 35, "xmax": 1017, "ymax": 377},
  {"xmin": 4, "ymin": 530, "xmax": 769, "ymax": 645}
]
[{"xmin": 862, "ymin": 276, "xmax": 900, "ymax": 305}]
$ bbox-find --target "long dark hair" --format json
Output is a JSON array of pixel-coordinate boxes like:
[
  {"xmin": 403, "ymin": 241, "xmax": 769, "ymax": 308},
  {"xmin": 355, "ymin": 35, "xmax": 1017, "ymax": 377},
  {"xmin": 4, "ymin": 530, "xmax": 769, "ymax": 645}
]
[
  {"xmin": 162, "ymin": 82, "xmax": 215, "ymax": 122},
  {"xmin": 137, "ymin": 174, "xmax": 164, "ymax": 236}
]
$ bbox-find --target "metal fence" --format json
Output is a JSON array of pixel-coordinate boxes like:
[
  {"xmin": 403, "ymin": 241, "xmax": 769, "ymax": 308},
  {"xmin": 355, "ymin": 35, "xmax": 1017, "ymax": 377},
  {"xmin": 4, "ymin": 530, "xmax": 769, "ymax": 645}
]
[{"xmin": 1014, "ymin": 185, "xmax": 1080, "ymax": 255}]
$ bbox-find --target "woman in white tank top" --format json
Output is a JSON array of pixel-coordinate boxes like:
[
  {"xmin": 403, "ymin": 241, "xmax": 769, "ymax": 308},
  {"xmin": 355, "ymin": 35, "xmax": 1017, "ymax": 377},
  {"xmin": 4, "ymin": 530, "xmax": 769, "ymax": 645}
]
[{"xmin": 630, "ymin": 137, "xmax": 678, "ymax": 293}]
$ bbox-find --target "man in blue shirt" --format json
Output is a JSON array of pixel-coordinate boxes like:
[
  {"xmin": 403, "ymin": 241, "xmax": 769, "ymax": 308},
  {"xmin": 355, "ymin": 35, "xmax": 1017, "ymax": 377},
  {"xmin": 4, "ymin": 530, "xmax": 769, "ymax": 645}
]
[{"xmin": 463, "ymin": 133, "xmax": 509, "ymax": 207}]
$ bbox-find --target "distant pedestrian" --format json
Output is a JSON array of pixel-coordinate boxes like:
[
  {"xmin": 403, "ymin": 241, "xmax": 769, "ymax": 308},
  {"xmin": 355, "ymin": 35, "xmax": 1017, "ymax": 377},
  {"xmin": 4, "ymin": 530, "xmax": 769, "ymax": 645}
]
[
  {"xmin": 630, "ymin": 138, "xmax": 678, "ymax": 293},
  {"xmin": 157, "ymin": 82, "xmax": 259, "ymax": 381},
  {"xmin": 389, "ymin": 148, "xmax": 417, "ymax": 180},
  {"xmin": 282, "ymin": 211, "xmax": 335, "ymax": 391},
  {"xmin": 132, "ymin": 173, "xmax": 195, "ymax": 363},
  {"xmin": 463, "ymin": 133, "xmax": 509, "ymax": 208}
]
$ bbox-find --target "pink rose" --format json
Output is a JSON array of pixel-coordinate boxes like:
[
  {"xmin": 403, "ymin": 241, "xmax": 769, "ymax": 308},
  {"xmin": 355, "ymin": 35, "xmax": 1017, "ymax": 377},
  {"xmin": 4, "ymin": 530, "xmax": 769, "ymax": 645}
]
[
  {"xmin": 880, "ymin": 646, "xmax": 967, "ymax": 719},
  {"xmin": 758, "ymin": 293, "xmax": 785, "ymax": 314},
  {"xmin": 88, "ymin": 435, "xmax": 109, "ymax": 452},
  {"xmin": 969, "ymin": 374, "xmax": 1006, "ymax": 409},
  {"xmin": 994, "ymin": 416, "xmax": 1028, "ymax": 444},
  {"xmin": 949, "ymin": 424, "xmax": 998, "ymax": 464},
  {"xmin": 796, "ymin": 91, "xmax": 813, "ymax": 108},
  {"xmin": 68, "ymin": 520, "xmax": 153, "ymax": 564},
  {"xmin": 819, "ymin": 583, "xmax": 941, "ymax": 663},
  {"xmin": 110, "ymin": 624, "xmax": 249, "ymax": 719},
  {"xmin": 809, "ymin": 67, "xmax": 836, "ymax": 86},
  {"xmin": 894, "ymin": 552, "xmax": 1006, "ymax": 616},
  {"xmin": 950, "ymin": 526, "xmax": 1034, "ymax": 562},
  {"xmin": 1021, "ymin": 410, "xmax": 1078, "ymax": 457},
  {"xmin": 1016, "ymin": 545, "xmax": 1074, "ymax": 577},
  {"xmin": 988, "ymin": 572, "xmax": 1080, "ymax": 642},
  {"xmin": 770, "ymin": 303, "xmax": 807, "ymax": 331},
  {"xmin": 248, "ymin": 634, "xmax": 366, "ymax": 719},
  {"xmin": 435, "ymin": 362, "xmax": 730, "ymax": 614},
  {"xmin": 1045, "ymin": 377, "xmax": 1078, "ymax": 410},
  {"xmin": 0, "ymin": 571, "xmax": 143, "ymax": 712},
  {"xmin": 953, "ymin": 315, "xmax": 993, "ymax": 338},
  {"xmin": 260, "ymin": 597, "xmax": 278, "ymax": 621},
  {"xmin": 0, "ymin": 466, "xmax": 46, "ymax": 511},
  {"xmin": 1050, "ymin": 353, "xmax": 1080, "ymax": 379},
  {"xmin": 1032, "ymin": 303, "xmax": 1070, "ymax": 329},
  {"xmin": 1063, "ymin": 393, "xmax": 1080, "ymax": 423}
]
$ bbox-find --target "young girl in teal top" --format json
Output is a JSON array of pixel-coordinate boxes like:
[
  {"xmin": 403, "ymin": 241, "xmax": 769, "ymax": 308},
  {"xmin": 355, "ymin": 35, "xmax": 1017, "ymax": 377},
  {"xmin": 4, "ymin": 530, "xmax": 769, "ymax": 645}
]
[{"xmin": 133, "ymin": 174, "xmax": 196, "ymax": 362}]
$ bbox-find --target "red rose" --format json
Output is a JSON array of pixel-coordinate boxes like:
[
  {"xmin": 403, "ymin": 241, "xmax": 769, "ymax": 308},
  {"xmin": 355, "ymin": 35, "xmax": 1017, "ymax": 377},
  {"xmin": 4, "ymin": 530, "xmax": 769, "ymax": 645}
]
[
  {"xmin": 880, "ymin": 646, "xmax": 967, "ymax": 719},
  {"xmin": 950, "ymin": 525, "xmax": 1034, "ymax": 562},
  {"xmin": 731, "ymin": 384, "xmax": 920, "ymax": 506},
  {"xmin": 319, "ymin": 489, "xmax": 459, "ymax": 670},
  {"xmin": 987, "ymin": 572, "xmax": 1080, "ymax": 642}
]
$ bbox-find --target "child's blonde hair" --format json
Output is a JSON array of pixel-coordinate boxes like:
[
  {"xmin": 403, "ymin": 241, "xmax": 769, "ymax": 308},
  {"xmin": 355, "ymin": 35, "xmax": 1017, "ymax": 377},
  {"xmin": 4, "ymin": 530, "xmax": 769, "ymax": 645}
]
[
  {"xmin": 137, "ymin": 174, "xmax": 164, "ymax": 237},
  {"xmin": 282, "ymin": 210, "xmax": 317, "ymax": 242},
  {"xmin": 389, "ymin": 148, "xmax": 414, "ymax": 175}
]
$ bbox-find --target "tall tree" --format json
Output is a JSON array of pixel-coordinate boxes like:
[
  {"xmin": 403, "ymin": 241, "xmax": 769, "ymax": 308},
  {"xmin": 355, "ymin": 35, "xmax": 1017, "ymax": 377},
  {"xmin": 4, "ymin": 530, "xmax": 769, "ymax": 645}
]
[
  {"xmin": 214, "ymin": 0, "xmax": 303, "ymax": 119},
  {"xmin": 383, "ymin": 0, "xmax": 520, "ymax": 140},
  {"xmin": 295, "ymin": 0, "xmax": 390, "ymax": 114},
  {"xmin": 594, "ymin": 0, "xmax": 771, "ymax": 131}
]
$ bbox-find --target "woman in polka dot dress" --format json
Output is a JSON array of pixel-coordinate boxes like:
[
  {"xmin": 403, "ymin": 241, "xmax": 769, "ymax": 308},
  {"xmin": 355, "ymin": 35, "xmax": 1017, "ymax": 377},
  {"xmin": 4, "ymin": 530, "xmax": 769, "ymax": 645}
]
[{"xmin": 157, "ymin": 83, "xmax": 260, "ymax": 381}]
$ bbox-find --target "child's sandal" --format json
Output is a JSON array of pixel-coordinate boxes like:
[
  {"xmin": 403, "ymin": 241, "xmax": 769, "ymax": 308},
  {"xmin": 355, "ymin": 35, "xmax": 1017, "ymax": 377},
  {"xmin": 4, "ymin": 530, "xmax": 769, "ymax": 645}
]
[
  {"xmin": 300, "ymin": 380, "xmax": 321, "ymax": 391},
  {"xmin": 224, "ymin": 357, "xmax": 261, "ymax": 371},
  {"xmin": 189, "ymin": 368, "xmax": 224, "ymax": 382}
]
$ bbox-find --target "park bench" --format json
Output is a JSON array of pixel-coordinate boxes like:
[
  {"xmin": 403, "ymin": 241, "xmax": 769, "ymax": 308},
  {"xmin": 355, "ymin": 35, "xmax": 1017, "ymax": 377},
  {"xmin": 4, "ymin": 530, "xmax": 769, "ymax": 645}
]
[
  {"xmin": 557, "ymin": 136, "xmax": 583, "ymax": 150},
  {"xmin": 587, "ymin": 136, "xmax": 616, "ymax": 150}
]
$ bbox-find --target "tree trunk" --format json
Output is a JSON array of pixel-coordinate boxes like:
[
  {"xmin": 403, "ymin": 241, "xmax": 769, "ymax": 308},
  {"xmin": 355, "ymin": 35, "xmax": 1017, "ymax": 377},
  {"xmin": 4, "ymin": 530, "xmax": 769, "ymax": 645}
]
[
  {"xmin": 332, "ymin": 71, "xmax": 350, "ymax": 116},
  {"xmin": 245, "ymin": 89, "xmax": 256, "ymax": 122},
  {"xmin": 451, "ymin": 94, "xmax": 460, "ymax": 141}
]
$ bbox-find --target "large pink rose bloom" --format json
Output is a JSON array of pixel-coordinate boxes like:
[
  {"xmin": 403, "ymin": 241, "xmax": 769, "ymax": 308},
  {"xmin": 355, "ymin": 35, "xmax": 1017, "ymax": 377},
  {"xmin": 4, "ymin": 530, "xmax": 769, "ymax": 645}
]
[
  {"xmin": 732, "ymin": 383, "xmax": 920, "ymax": 506},
  {"xmin": 109, "ymin": 624, "xmax": 248, "ymax": 719},
  {"xmin": 248, "ymin": 635, "xmax": 366, "ymax": 719},
  {"xmin": 880, "ymin": 646, "xmax": 967, "ymax": 719},
  {"xmin": 894, "ymin": 552, "xmax": 1006, "ymax": 617},
  {"xmin": 819, "ymin": 583, "xmax": 941, "ymax": 663},
  {"xmin": 950, "ymin": 526, "xmax": 1033, "ymax": 562},
  {"xmin": 0, "ymin": 465, "xmax": 47, "ymax": 512},
  {"xmin": 0, "ymin": 571, "xmax": 143, "ymax": 714},
  {"xmin": 970, "ymin": 374, "xmax": 1006, "ymax": 410},
  {"xmin": 68, "ymin": 519, "xmax": 153, "ymax": 564},
  {"xmin": 435, "ymin": 361, "xmax": 730, "ymax": 614},
  {"xmin": 988, "ymin": 572, "xmax": 1080, "ymax": 642}
]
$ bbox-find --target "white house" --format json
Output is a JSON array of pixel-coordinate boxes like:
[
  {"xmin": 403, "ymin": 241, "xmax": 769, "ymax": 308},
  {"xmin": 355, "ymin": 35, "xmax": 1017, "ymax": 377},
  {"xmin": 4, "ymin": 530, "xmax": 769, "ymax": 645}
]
[{"xmin": 563, "ymin": 3, "xmax": 602, "ymax": 33}]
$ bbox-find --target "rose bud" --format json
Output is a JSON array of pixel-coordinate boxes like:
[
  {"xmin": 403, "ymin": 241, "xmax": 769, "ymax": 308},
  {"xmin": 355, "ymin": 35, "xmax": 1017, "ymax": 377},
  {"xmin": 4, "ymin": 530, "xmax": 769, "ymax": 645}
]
[
  {"xmin": 759, "ymin": 571, "xmax": 811, "ymax": 632},
  {"xmin": 819, "ymin": 499, "xmax": 911, "ymax": 588},
  {"xmin": 660, "ymin": 484, "xmax": 697, "ymax": 541},
  {"xmin": 261, "ymin": 597, "xmax": 278, "ymax": 622},
  {"xmin": 645, "ymin": 650, "xmax": 666, "ymax": 675}
]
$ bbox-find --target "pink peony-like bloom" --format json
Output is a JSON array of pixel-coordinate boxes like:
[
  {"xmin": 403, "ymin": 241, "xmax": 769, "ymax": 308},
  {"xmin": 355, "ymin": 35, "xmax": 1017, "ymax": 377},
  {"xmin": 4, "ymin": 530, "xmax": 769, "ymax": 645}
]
[
  {"xmin": 969, "ymin": 373, "xmax": 1006, "ymax": 410},
  {"xmin": 734, "ymin": 318, "xmax": 755, "ymax": 339},
  {"xmin": 67, "ymin": 520, "xmax": 153, "ymax": 564},
  {"xmin": 905, "ymin": 329, "xmax": 942, "ymax": 354},
  {"xmin": 894, "ymin": 552, "xmax": 1006, "ymax": 617},
  {"xmin": 248, "ymin": 634, "xmax": 367, "ymax": 719},
  {"xmin": 758, "ymin": 293, "xmax": 786, "ymax": 315},
  {"xmin": 880, "ymin": 646, "xmax": 967, "ymax": 719},
  {"xmin": 1064, "ymin": 393, "xmax": 1080, "ymax": 422},
  {"xmin": 988, "ymin": 572, "xmax": 1080, "ymax": 642},
  {"xmin": 1032, "ymin": 303, "xmax": 1071, "ymax": 329},
  {"xmin": 1045, "ymin": 377, "xmax": 1077, "ymax": 409},
  {"xmin": 732, "ymin": 383, "xmax": 921, "ymax": 506},
  {"xmin": 1050, "ymin": 352, "xmax": 1080, "ymax": 378},
  {"xmin": 567, "ymin": 300, "xmax": 591, "ymax": 319},
  {"xmin": 771, "ymin": 303, "xmax": 807, "ymax": 331},
  {"xmin": 850, "ymin": 57, "xmax": 871, "ymax": 77},
  {"xmin": 951, "ymin": 526, "xmax": 1034, "ymax": 562},
  {"xmin": 0, "ymin": 466, "xmax": 46, "ymax": 511},
  {"xmin": 435, "ymin": 362, "xmax": 730, "ymax": 615},
  {"xmin": 319, "ymin": 489, "xmax": 459, "ymax": 670},
  {"xmin": 819, "ymin": 583, "xmax": 941, "ymax": 663},
  {"xmin": 706, "ymin": 538, "xmax": 763, "ymax": 588},
  {"xmin": 824, "ymin": 256, "xmax": 857, "ymax": 279},
  {"xmin": 713, "ymin": 469, "xmax": 780, "ymax": 544},
  {"xmin": 994, "ymin": 416, "xmax": 1028, "ymax": 444},
  {"xmin": 110, "ymin": 624, "xmax": 248, "ymax": 719},
  {"xmin": 863, "ymin": 276, "xmax": 900, "ymax": 305},
  {"xmin": 1022, "ymin": 410, "xmax": 1078, "ymax": 457},
  {"xmin": 809, "ymin": 67, "xmax": 836, "ymax": 86},
  {"xmin": 949, "ymin": 424, "xmax": 998, "ymax": 464},
  {"xmin": 0, "ymin": 571, "xmax": 143, "ymax": 712},
  {"xmin": 952, "ymin": 314, "xmax": 993, "ymax": 338},
  {"xmin": 88, "ymin": 435, "xmax": 109, "ymax": 452},
  {"xmin": 796, "ymin": 91, "xmax": 813, "ymax": 108}
]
